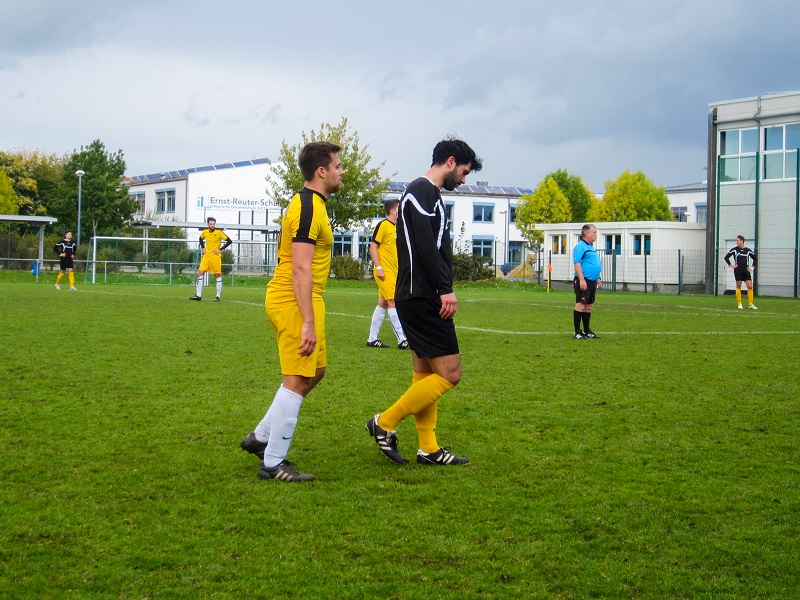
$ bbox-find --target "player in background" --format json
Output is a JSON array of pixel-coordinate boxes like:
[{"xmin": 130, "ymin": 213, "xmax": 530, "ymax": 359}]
[
  {"xmin": 54, "ymin": 231, "xmax": 78, "ymax": 291},
  {"xmin": 366, "ymin": 137, "xmax": 482, "ymax": 467},
  {"xmin": 573, "ymin": 224, "xmax": 602, "ymax": 339},
  {"xmin": 189, "ymin": 217, "xmax": 232, "ymax": 302},
  {"xmin": 724, "ymin": 234, "xmax": 758, "ymax": 309},
  {"xmin": 240, "ymin": 141, "xmax": 344, "ymax": 482},
  {"xmin": 366, "ymin": 199, "xmax": 409, "ymax": 350}
]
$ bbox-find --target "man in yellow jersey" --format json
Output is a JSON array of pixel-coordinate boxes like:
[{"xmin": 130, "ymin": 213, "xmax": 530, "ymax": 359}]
[
  {"xmin": 366, "ymin": 199, "xmax": 409, "ymax": 349},
  {"xmin": 189, "ymin": 217, "xmax": 232, "ymax": 302},
  {"xmin": 240, "ymin": 141, "xmax": 344, "ymax": 482},
  {"xmin": 367, "ymin": 137, "xmax": 482, "ymax": 467}
]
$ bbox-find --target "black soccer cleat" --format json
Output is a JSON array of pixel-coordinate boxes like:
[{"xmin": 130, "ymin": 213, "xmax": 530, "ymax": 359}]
[
  {"xmin": 584, "ymin": 330, "xmax": 601, "ymax": 339},
  {"xmin": 258, "ymin": 460, "xmax": 314, "ymax": 482},
  {"xmin": 366, "ymin": 340, "xmax": 390, "ymax": 348},
  {"xmin": 416, "ymin": 447, "xmax": 469, "ymax": 466},
  {"xmin": 214, "ymin": 296, "xmax": 221, "ymax": 302},
  {"xmin": 398, "ymin": 340, "xmax": 410, "ymax": 350},
  {"xmin": 189, "ymin": 296, "xmax": 201, "ymax": 301},
  {"xmin": 240, "ymin": 431, "xmax": 268, "ymax": 460},
  {"xmin": 574, "ymin": 330, "xmax": 587, "ymax": 339},
  {"xmin": 366, "ymin": 414, "xmax": 406, "ymax": 464}
]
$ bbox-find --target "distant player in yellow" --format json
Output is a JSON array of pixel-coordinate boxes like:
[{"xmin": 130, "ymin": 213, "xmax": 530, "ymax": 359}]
[
  {"xmin": 240, "ymin": 141, "xmax": 344, "ymax": 482},
  {"xmin": 366, "ymin": 199, "xmax": 408, "ymax": 349},
  {"xmin": 189, "ymin": 217, "xmax": 232, "ymax": 302}
]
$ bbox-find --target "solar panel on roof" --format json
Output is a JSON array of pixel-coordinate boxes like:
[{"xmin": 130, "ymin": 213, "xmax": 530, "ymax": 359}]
[
  {"xmin": 251, "ymin": 157, "xmax": 270, "ymax": 164},
  {"xmin": 232, "ymin": 160, "xmax": 252, "ymax": 167},
  {"xmin": 196, "ymin": 165, "xmax": 214, "ymax": 172},
  {"xmin": 214, "ymin": 163, "xmax": 233, "ymax": 169}
]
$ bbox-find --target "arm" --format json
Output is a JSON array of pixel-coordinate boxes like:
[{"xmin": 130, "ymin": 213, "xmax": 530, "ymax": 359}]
[
  {"xmin": 291, "ymin": 241, "xmax": 317, "ymax": 357},
  {"xmin": 217, "ymin": 233, "xmax": 233, "ymax": 254},
  {"xmin": 574, "ymin": 262, "xmax": 587, "ymax": 291},
  {"xmin": 723, "ymin": 248, "xmax": 734, "ymax": 267},
  {"xmin": 199, "ymin": 235, "xmax": 206, "ymax": 256},
  {"xmin": 369, "ymin": 241, "xmax": 384, "ymax": 280}
]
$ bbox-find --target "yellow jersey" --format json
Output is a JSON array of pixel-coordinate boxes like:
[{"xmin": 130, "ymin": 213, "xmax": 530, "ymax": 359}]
[
  {"xmin": 371, "ymin": 218, "xmax": 398, "ymax": 275},
  {"xmin": 267, "ymin": 188, "xmax": 333, "ymax": 305},
  {"xmin": 200, "ymin": 228, "xmax": 230, "ymax": 253}
]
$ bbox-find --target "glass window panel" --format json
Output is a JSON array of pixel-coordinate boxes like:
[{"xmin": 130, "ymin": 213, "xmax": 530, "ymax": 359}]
[
  {"xmin": 720, "ymin": 130, "xmax": 739, "ymax": 155},
  {"xmin": 741, "ymin": 128, "xmax": 758, "ymax": 153},
  {"xmin": 764, "ymin": 126, "xmax": 783, "ymax": 151},
  {"xmin": 740, "ymin": 156, "xmax": 756, "ymax": 181},
  {"xmin": 786, "ymin": 123, "xmax": 800, "ymax": 150},
  {"xmin": 786, "ymin": 150, "xmax": 798, "ymax": 179},
  {"xmin": 720, "ymin": 157, "xmax": 739, "ymax": 182},
  {"xmin": 764, "ymin": 153, "xmax": 783, "ymax": 179}
]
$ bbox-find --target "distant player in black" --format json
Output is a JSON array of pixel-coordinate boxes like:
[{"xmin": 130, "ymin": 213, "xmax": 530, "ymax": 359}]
[
  {"xmin": 366, "ymin": 137, "xmax": 482, "ymax": 467},
  {"xmin": 54, "ymin": 231, "xmax": 78, "ymax": 291},
  {"xmin": 724, "ymin": 235, "xmax": 757, "ymax": 309}
]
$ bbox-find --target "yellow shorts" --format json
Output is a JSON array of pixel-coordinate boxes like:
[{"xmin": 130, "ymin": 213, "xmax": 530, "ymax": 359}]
[
  {"xmin": 374, "ymin": 269, "xmax": 397, "ymax": 301},
  {"xmin": 266, "ymin": 297, "xmax": 327, "ymax": 377},
  {"xmin": 199, "ymin": 253, "xmax": 222, "ymax": 274}
]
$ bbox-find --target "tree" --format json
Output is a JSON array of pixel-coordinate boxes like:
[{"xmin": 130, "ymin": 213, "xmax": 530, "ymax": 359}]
[
  {"xmin": 266, "ymin": 118, "xmax": 393, "ymax": 233},
  {"xmin": 0, "ymin": 172, "xmax": 17, "ymax": 214},
  {"xmin": 0, "ymin": 151, "xmax": 41, "ymax": 215},
  {"xmin": 547, "ymin": 168, "xmax": 595, "ymax": 223},
  {"xmin": 515, "ymin": 176, "xmax": 572, "ymax": 247},
  {"xmin": 53, "ymin": 140, "xmax": 136, "ymax": 242},
  {"xmin": 589, "ymin": 170, "xmax": 673, "ymax": 222}
]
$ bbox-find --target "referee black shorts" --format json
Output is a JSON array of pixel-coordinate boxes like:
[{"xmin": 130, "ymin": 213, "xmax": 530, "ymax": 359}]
[
  {"xmin": 574, "ymin": 276, "xmax": 598, "ymax": 305},
  {"xmin": 395, "ymin": 296, "xmax": 459, "ymax": 359}
]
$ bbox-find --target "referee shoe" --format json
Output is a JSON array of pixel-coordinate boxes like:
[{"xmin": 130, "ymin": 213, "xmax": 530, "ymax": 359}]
[
  {"xmin": 366, "ymin": 414, "xmax": 406, "ymax": 464},
  {"xmin": 584, "ymin": 330, "xmax": 601, "ymax": 339},
  {"xmin": 416, "ymin": 447, "xmax": 469, "ymax": 466},
  {"xmin": 574, "ymin": 330, "xmax": 587, "ymax": 339}
]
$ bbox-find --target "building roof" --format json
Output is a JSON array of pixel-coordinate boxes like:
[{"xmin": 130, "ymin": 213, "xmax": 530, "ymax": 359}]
[{"xmin": 128, "ymin": 157, "xmax": 271, "ymax": 184}]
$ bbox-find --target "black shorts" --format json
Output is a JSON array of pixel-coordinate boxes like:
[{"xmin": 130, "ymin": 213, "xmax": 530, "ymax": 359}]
[
  {"xmin": 59, "ymin": 257, "xmax": 74, "ymax": 271},
  {"xmin": 395, "ymin": 297, "xmax": 459, "ymax": 358},
  {"xmin": 574, "ymin": 277, "xmax": 598, "ymax": 305},
  {"xmin": 733, "ymin": 268, "xmax": 751, "ymax": 282}
]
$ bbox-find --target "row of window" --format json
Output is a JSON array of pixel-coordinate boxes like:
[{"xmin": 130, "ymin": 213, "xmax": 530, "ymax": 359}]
[
  {"xmin": 550, "ymin": 233, "xmax": 652, "ymax": 256},
  {"xmin": 719, "ymin": 123, "xmax": 800, "ymax": 182},
  {"xmin": 131, "ymin": 190, "xmax": 176, "ymax": 213},
  {"xmin": 331, "ymin": 234, "xmax": 525, "ymax": 264}
]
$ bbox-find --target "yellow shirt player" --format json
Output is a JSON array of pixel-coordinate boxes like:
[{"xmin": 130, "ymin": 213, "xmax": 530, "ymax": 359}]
[
  {"xmin": 240, "ymin": 141, "xmax": 344, "ymax": 483},
  {"xmin": 190, "ymin": 217, "xmax": 232, "ymax": 302},
  {"xmin": 366, "ymin": 199, "xmax": 408, "ymax": 349}
]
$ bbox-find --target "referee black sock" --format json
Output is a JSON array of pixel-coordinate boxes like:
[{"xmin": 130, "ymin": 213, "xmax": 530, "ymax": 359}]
[
  {"xmin": 573, "ymin": 310, "xmax": 583, "ymax": 333},
  {"xmin": 581, "ymin": 312, "xmax": 591, "ymax": 333}
]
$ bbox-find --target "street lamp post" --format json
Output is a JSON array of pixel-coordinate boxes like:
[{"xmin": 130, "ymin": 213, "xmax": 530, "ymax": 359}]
[{"xmin": 75, "ymin": 170, "xmax": 85, "ymax": 247}]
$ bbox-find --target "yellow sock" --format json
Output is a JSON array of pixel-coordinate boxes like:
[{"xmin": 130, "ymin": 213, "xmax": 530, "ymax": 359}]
[
  {"xmin": 735, "ymin": 289, "xmax": 742, "ymax": 305},
  {"xmin": 69, "ymin": 272, "xmax": 75, "ymax": 287},
  {"xmin": 379, "ymin": 373, "xmax": 453, "ymax": 431},
  {"xmin": 747, "ymin": 289, "xmax": 754, "ymax": 306},
  {"xmin": 56, "ymin": 273, "xmax": 63, "ymax": 284},
  {"xmin": 414, "ymin": 401, "xmax": 439, "ymax": 453}
]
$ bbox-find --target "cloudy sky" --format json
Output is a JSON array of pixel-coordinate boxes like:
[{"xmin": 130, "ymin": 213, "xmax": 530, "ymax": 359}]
[{"xmin": 2, "ymin": 0, "xmax": 799, "ymax": 192}]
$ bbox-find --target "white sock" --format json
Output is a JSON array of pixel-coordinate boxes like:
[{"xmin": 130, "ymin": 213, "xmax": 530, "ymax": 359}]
[
  {"xmin": 216, "ymin": 277, "xmax": 222, "ymax": 297},
  {"xmin": 388, "ymin": 308, "xmax": 406, "ymax": 343},
  {"xmin": 368, "ymin": 306, "xmax": 386, "ymax": 341},
  {"xmin": 260, "ymin": 386, "xmax": 304, "ymax": 468},
  {"xmin": 195, "ymin": 276, "xmax": 203, "ymax": 297}
]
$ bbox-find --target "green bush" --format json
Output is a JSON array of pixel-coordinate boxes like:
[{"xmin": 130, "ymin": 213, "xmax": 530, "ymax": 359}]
[
  {"xmin": 330, "ymin": 253, "xmax": 365, "ymax": 280},
  {"xmin": 452, "ymin": 252, "xmax": 493, "ymax": 281}
]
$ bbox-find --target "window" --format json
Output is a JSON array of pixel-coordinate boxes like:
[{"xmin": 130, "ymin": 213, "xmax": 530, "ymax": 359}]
[
  {"xmin": 333, "ymin": 234, "xmax": 352, "ymax": 256},
  {"xmin": 695, "ymin": 203, "xmax": 707, "ymax": 225},
  {"xmin": 156, "ymin": 189, "xmax": 175, "ymax": 213},
  {"xmin": 130, "ymin": 192, "xmax": 145, "ymax": 214},
  {"xmin": 445, "ymin": 202, "xmax": 454, "ymax": 234},
  {"xmin": 671, "ymin": 206, "xmax": 688, "ymax": 222},
  {"xmin": 604, "ymin": 234, "xmax": 621, "ymax": 255},
  {"xmin": 551, "ymin": 234, "xmax": 567, "ymax": 255},
  {"xmin": 763, "ymin": 123, "xmax": 800, "ymax": 180},
  {"xmin": 358, "ymin": 233, "xmax": 370, "ymax": 262},
  {"xmin": 632, "ymin": 234, "xmax": 651, "ymax": 256},
  {"xmin": 719, "ymin": 128, "xmax": 757, "ymax": 182},
  {"xmin": 509, "ymin": 204, "xmax": 517, "ymax": 223},
  {"xmin": 473, "ymin": 203, "xmax": 494, "ymax": 223},
  {"xmin": 472, "ymin": 237, "xmax": 493, "ymax": 258},
  {"xmin": 508, "ymin": 241, "xmax": 523, "ymax": 264}
]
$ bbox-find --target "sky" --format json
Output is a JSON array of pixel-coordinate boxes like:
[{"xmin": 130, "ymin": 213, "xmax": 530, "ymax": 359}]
[{"xmin": 2, "ymin": 0, "xmax": 799, "ymax": 192}]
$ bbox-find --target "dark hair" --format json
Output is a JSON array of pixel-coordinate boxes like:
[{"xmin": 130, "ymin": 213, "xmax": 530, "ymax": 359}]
[
  {"xmin": 298, "ymin": 141, "xmax": 342, "ymax": 181},
  {"xmin": 431, "ymin": 136, "xmax": 483, "ymax": 171},
  {"xmin": 737, "ymin": 234, "xmax": 745, "ymax": 242},
  {"xmin": 383, "ymin": 199, "xmax": 400, "ymax": 216},
  {"xmin": 207, "ymin": 217, "xmax": 216, "ymax": 224},
  {"xmin": 581, "ymin": 224, "xmax": 596, "ymax": 237}
]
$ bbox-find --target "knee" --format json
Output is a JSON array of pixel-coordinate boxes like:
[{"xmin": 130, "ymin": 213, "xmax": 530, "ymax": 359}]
[{"xmin": 444, "ymin": 366, "xmax": 461, "ymax": 387}]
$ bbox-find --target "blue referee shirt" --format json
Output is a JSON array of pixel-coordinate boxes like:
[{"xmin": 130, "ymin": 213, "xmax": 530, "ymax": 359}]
[{"xmin": 573, "ymin": 239, "xmax": 601, "ymax": 281}]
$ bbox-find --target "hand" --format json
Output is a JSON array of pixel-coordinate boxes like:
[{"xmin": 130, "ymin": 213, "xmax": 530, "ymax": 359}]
[
  {"xmin": 214, "ymin": 249, "xmax": 221, "ymax": 255},
  {"xmin": 579, "ymin": 279, "xmax": 587, "ymax": 291},
  {"xmin": 376, "ymin": 270, "xmax": 385, "ymax": 281},
  {"xmin": 597, "ymin": 279, "xmax": 601, "ymax": 288},
  {"xmin": 297, "ymin": 321, "xmax": 317, "ymax": 357},
  {"xmin": 439, "ymin": 292, "xmax": 457, "ymax": 319}
]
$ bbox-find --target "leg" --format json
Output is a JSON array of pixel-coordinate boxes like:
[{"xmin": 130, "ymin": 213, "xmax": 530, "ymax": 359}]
[
  {"xmin": 746, "ymin": 279, "xmax": 756, "ymax": 308},
  {"xmin": 213, "ymin": 271, "xmax": 223, "ymax": 300},
  {"xmin": 367, "ymin": 296, "xmax": 388, "ymax": 343},
  {"xmin": 193, "ymin": 269, "xmax": 206, "ymax": 299},
  {"xmin": 735, "ymin": 281, "xmax": 743, "ymax": 307}
]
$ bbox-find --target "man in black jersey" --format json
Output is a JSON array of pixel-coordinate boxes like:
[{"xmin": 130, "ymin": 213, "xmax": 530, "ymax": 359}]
[
  {"xmin": 724, "ymin": 235, "xmax": 758, "ymax": 309},
  {"xmin": 54, "ymin": 231, "xmax": 78, "ymax": 291},
  {"xmin": 367, "ymin": 137, "xmax": 482, "ymax": 466}
]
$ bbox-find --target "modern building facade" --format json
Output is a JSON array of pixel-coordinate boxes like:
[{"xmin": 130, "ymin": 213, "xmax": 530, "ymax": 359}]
[{"xmin": 707, "ymin": 91, "xmax": 800, "ymax": 297}]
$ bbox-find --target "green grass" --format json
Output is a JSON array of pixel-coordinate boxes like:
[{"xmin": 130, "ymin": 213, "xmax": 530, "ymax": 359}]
[{"xmin": 1, "ymin": 278, "xmax": 798, "ymax": 599}]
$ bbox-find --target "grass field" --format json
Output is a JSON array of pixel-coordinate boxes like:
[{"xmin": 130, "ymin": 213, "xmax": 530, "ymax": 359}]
[{"xmin": 1, "ymin": 277, "xmax": 798, "ymax": 599}]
